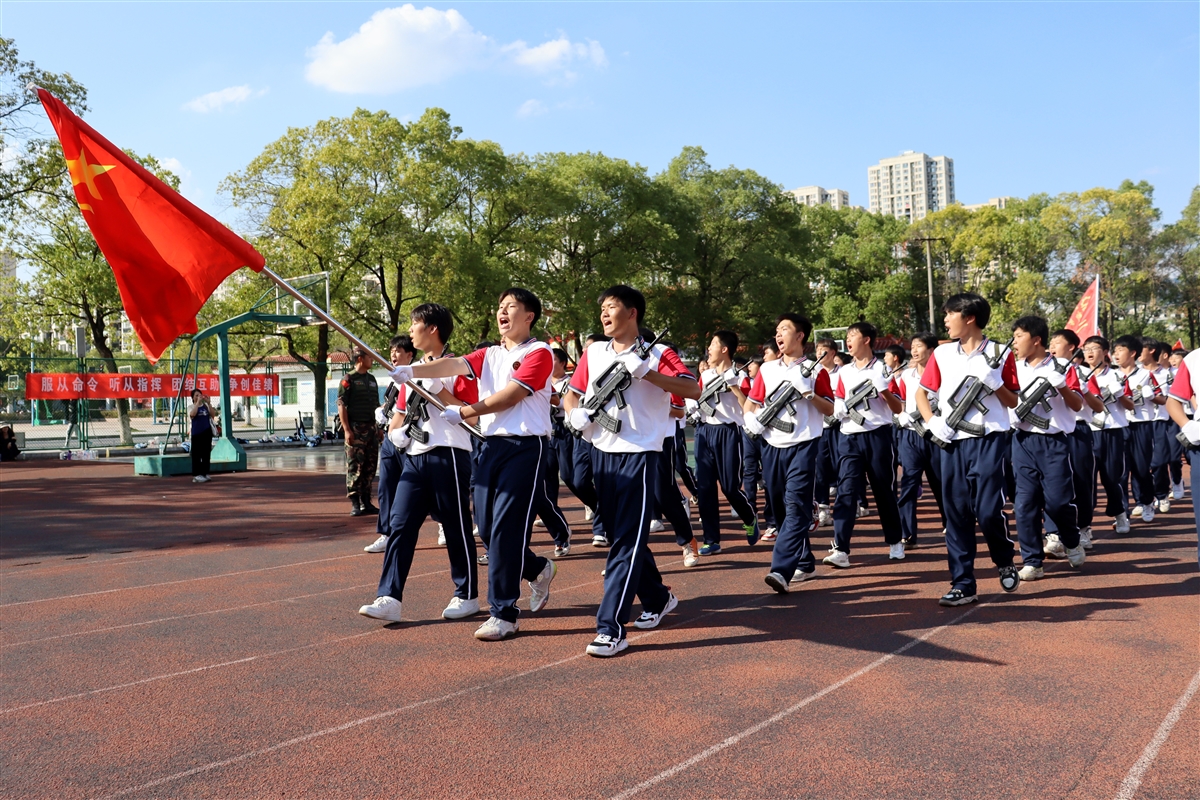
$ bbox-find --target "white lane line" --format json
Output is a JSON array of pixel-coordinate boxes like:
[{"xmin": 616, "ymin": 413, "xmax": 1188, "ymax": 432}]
[
  {"xmin": 2, "ymin": 630, "xmax": 382, "ymax": 715},
  {"xmin": 1113, "ymin": 667, "xmax": 1200, "ymax": 800},
  {"xmin": 608, "ymin": 601, "xmax": 988, "ymax": 800},
  {"xmin": 0, "ymin": 553, "xmax": 368, "ymax": 607},
  {"xmin": 90, "ymin": 595, "xmax": 777, "ymax": 800}
]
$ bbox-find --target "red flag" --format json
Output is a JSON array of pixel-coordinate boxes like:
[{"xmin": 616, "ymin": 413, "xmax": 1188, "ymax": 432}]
[
  {"xmin": 1173, "ymin": 339, "xmax": 1185, "ymax": 351},
  {"xmin": 1065, "ymin": 277, "xmax": 1100, "ymax": 341},
  {"xmin": 37, "ymin": 89, "xmax": 264, "ymax": 363}
]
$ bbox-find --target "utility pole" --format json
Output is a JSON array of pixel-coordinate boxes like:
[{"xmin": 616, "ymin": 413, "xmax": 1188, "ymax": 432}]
[{"xmin": 911, "ymin": 237, "xmax": 946, "ymax": 334}]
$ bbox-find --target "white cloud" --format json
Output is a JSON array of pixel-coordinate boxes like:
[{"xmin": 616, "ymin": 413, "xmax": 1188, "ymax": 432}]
[
  {"xmin": 516, "ymin": 99, "xmax": 547, "ymax": 118},
  {"xmin": 305, "ymin": 5, "xmax": 606, "ymax": 94},
  {"xmin": 183, "ymin": 85, "xmax": 268, "ymax": 113}
]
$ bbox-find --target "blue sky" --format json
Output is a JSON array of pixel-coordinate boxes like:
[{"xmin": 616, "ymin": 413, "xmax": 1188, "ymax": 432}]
[{"xmin": 4, "ymin": 1, "xmax": 1197, "ymax": 223}]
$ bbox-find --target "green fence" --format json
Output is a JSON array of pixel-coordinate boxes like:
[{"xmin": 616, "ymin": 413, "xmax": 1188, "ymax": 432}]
[{"xmin": 0, "ymin": 356, "xmax": 289, "ymax": 452}]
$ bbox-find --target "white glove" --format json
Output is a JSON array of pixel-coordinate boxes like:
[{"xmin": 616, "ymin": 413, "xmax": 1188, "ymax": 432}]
[
  {"xmin": 440, "ymin": 406, "xmax": 463, "ymax": 427},
  {"xmin": 388, "ymin": 365, "xmax": 413, "ymax": 384},
  {"xmin": 374, "ymin": 407, "xmax": 387, "ymax": 426},
  {"xmin": 789, "ymin": 372, "xmax": 815, "ymax": 395},
  {"xmin": 1045, "ymin": 369, "xmax": 1067, "ymax": 389},
  {"xmin": 420, "ymin": 377, "xmax": 446, "ymax": 395},
  {"xmin": 1140, "ymin": 384, "xmax": 1156, "ymax": 399},
  {"xmin": 568, "ymin": 406, "xmax": 595, "ymax": 433},
  {"xmin": 927, "ymin": 416, "xmax": 956, "ymax": 443},
  {"xmin": 895, "ymin": 412, "xmax": 913, "ymax": 429},
  {"xmin": 832, "ymin": 398, "xmax": 849, "ymax": 421},
  {"xmin": 722, "ymin": 367, "xmax": 747, "ymax": 384},
  {"xmin": 1182, "ymin": 419, "xmax": 1200, "ymax": 446},
  {"xmin": 965, "ymin": 357, "xmax": 1004, "ymax": 391},
  {"xmin": 744, "ymin": 411, "xmax": 766, "ymax": 436},
  {"xmin": 387, "ymin": 428, "xmax": 411, "ymax": 449},
  {"xmin": 618, "ymin": 349, "xmax": 658, "ymax": 379}
]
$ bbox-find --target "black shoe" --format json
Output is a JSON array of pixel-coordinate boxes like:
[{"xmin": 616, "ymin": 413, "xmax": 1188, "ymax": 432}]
[
  {"xmin": 350, "ymin": 496, "xmax": 365, "ymax": 517},
  {"xmin": 361, "ymin": 501, "xmax": 379, "ymax": 515},
  {"xmin": 998, "ymin": 565, "xmax": 1021, "ymax": 593},
  {"xmin": 939, "ymin": 588, "xmax": 978, "ymax": 607}
]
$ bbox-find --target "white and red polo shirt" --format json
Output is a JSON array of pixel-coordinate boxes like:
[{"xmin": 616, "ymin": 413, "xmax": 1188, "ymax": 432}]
[
  {"xmin": 1011, "ymin": 354, "xmax": 1083, "ymax": 436},
  {"xmin": 463, "ymin": 339, "xmax": 554, "ymax": 437},
  {"xmin": 919, "ymin": 338, "xmax": 1019, "ymax": 441},
  {"xmin": 747, "ymin": 357, "xmax": 833, "ymax": 448}
]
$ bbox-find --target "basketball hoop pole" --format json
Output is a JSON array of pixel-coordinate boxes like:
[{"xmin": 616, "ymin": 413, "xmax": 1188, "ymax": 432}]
[{"xmin": 261, "ymin": 266, "xmax": 484, "ymax": 440}]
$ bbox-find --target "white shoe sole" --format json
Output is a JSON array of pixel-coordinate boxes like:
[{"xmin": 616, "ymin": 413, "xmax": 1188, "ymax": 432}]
[
  {"xmin": 359, "ymin": 606, "xmax": 401, "ymax": 622},
  {"xmin": 442, "ymin": 600, "xmax": 480, "ymax": 620},
  {"xmin": 586, "ymin": 638, "xmax": 628, "ymax": 657}
]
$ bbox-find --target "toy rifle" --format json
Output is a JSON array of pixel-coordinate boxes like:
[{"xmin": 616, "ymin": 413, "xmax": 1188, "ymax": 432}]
[
  {"xmin": 580, "ymin": 327, "xmax": 669, "ymax": 434},
  {"xmin": 754, "ymin": 382, "xmax": 799, "ymax": 434},
  {"xmin": 1013, "ymin": 376, "xmax": 1058, "ymax": 430},
  {"xmin": 843, "ymin": 380, "xmax": 879, "ymax": 426},
  {"xmin": 696, "ymin": 359, "xmax": 749, "ymax": 418}
]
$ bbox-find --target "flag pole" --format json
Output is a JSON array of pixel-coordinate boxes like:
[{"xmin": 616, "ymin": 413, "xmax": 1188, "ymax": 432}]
[{"xmin": 261, "ymin": 267, "xmax": 484, "ymax": 440}]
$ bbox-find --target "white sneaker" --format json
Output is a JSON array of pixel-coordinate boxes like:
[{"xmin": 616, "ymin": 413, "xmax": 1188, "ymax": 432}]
[
  {"xmin": 553, "ymin": 541, "xmax": 571, "ymax": 558},
  {"xmin": 682, "ymin": 542, "xmax": 699, "ymax": 568},
  {"xmin": 584, "ymin": 507, "xmax": 595, "ymax": 522},
  {"xmin": 358, "ymin": 596, "xmax": 402, "ymax": 622},
  {"xmin": 192, "ymin": 475, "xmax": 204, "ymax": 483},
  {"xmin": 1172, "ymin": 481, "xmax": 1185, "ymax": 501},
  {"xmin": 528, "ymin": 560, "xmax": 556, "ymax": 613},
  {"xmin": 648, "ymin": 519, "xmax": 665, "ymax": 533},
  {"xmin": 817, "ymin": 504, "xmax": 833, "ymax": 527},
  {"xmin": 1142, "ymin": 505, "xmax": 1155, "ymax": 523},
  {"xmin": 364, "ymin": 534, "xmax": 389, "ymax": 553},
  {"xmin": 1157, "ymin": 498, "xmax": 1170, "ymax": 514},
  {"xmin": 437, "ymin": 524, "xmax": 447, "ymax": 546},
  {"xmin": 472, "ymin": 524, "xmax": 481, "ymax": 539},
  {"xmin": 533, "ymin": 518, "xmax": 547, "ymax": 528},
  {"xmin": 442, "ymin": 596, "xmax": 480, "ymax": 620},
  {"xmin": 592, "ymin": 534, "xmax": 610, "ymax": 548},
  {"xmin": 632, "ymin": 592, "xmax": 678, "ymax": 629},
  {"xmin": 1114, "ymin": 513, "xmax": 1131, "ymax": 534},
  {"xmin": 790, "ymin": 568, "xmax": 816, "ymax": 584},
  {"xmin": 1080, "ymin": 526, "xmax": 1094, "ymax": 550},
  {"xmin": 1066, "ymin": 544, "xmax": 1086, "ymax": 568},
  {"xmin": 856, "ymin": 503, "xmax": 869, "ymax": 518},
  {"xmin": 1131, "ymin": 504, "xmax": 1144, "ymax": 519},
  {"xmin": 888, "ymin": 542, "xmax": 905, "ymax": 560},
  {"xmin": 823, "ymin": 550, "xmax": 851, "ymax": 569},
  {"xmin": 1044, "ymin": 533, "xmax": 1067, "ymax": 559},
  {"xmin": 474, "ymin": 616, "xmax": 518, "ymax": 641},
  {"xmin": 586, "ymin": 633, "xmax": 628, "ymax": 657},
  {"xmin": 1017, "ymin": 564, "xmax": 1044, "ymax": 581}
]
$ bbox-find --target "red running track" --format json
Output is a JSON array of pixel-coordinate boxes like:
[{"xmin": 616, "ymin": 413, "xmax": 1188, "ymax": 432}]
[{"xmin": 1, "ymin": 460, "xmax": 1197, "ymax": 799}]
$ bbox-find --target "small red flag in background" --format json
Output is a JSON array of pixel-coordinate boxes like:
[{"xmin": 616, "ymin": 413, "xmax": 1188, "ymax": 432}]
[
  {"xmin": 1065, "ymin": 277, "xmax": 1100, "ymax": 341},
  {"xmin": 37, "ymin": 88, "xmax": 264, "ymax": 363},
  {"xmin": 1174, "ymin": 339, "xmax": 1185, "ymax": 351}
]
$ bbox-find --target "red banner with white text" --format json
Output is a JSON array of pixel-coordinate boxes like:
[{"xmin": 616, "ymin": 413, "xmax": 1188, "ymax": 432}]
[{"xmin": 25, "ymin": 373, "xmax": 278, "ymax": 400}]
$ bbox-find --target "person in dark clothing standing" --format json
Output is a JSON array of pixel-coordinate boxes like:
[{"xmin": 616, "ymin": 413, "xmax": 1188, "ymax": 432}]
[
  {"xmin": 340, "ymin": 347, "xmax": 381, "ymax": 516},
  {"xmin": 188, "ymin": 389, "xmax": 215, "ymax": 483}
]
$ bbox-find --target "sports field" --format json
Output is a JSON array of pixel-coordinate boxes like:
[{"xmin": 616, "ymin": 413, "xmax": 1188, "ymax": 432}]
[{"xmin": 2, "ymin": 459, "xmax": 1197, "ymax": 799}]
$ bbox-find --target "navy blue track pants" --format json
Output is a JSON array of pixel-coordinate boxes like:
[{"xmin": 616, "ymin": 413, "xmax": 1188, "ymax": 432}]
[
  {"xmin": 695, "ymin": 423, "xmax": 756, "ymax": 545},
  {"xmin": 594, "ymin": 449, "xmax": 671, "ymax": 639},
  {"xmin": 1011, "ymin": 430, "xmax": 1079, "ymax": 567},
  {"xmin": 380, "ymin": 446, "xmax": 476, "ymax": 601},
  {"xmin": 1125, "ymin": 422, "xmax": 1156, "ymax": 507},
  {"xmin": 762, "ymin": 439, "xmax": 818, "ymax": 580},
  {"xmin": 376, "ymin": 435, "xmax": 405, "ymax": 535},
  {"xmin": 832, "ymin": 426, "xmax": 903, "ymax": 553},
  {"xmin": 742, "ymin": 432, "xmax": 776, "ymax": 528},
  {"xmin": 896, "ymin": 427, "xmax": 945, "ymax": 545},
  {"xmin": 1093, "ymin": 428, "xmax": 1129, "ymax": 518},
  {"xmin": 939, "ymin": 432, "xmax": 1016, "ymax": 594},
  {"xmin": 572, "ymin": 437, "xmax": 607, "ymax": 540},
  {"xmin": 1046, "ymin": 422, "xmax": 1095, "ymax": 534},
  {"xmin": 656, "ymin": 436, "xmax": 695, "ymax": 546}
]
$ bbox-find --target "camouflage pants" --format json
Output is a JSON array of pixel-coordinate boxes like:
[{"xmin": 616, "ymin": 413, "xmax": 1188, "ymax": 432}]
[{"xmin": 345, "ymin": 422, "xmax": 380, "ymax": 499}]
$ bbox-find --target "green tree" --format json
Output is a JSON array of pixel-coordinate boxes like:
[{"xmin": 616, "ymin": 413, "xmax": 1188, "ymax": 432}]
[{"xmin": 1158, "ymin": 185, "xmax": 1200, "ymax": 347}]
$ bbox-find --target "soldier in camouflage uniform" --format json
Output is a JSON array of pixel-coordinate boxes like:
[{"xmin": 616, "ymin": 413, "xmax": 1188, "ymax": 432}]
[{"xmin": 339, "ymin": 347, "xmax": 381, "ymax": 516}]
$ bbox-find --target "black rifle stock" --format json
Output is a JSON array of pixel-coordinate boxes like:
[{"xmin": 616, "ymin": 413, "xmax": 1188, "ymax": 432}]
[
  {"xmin": 402, "ymin": 389, "xmax": 432, "ymax": 444},
  {"xmin": 755, "ymin": 382, "xmax": 798, "ymax": 434},
  {"xmin": 941, "ymin": 376, "xmax": 991, "ymax": 438},
  {"xmin": 843, "ymin": 380, "xmax": 878, "ymax": 425}
]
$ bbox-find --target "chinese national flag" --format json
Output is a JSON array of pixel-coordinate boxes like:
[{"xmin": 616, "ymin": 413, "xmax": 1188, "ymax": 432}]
[
  {"xmin": 1065, "ymin": 277, "xmax": 1100, "ymax": 341},
  {"xmin": 37, "ymin": 89, "xmax": 264, "ymax": 363},
  {"xmin": 1173, "ymin": 339, "xmax": 1185, "ymax": 351}
]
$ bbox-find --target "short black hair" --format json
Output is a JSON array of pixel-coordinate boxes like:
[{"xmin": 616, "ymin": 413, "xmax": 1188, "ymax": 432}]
[
  {"xmin": 912, "ymin": 332, "xmax": 940, "ymax": 351},
  {"xmin": 1140, "ymin": 337, "xmax": 1166, "ymax": 359},
  {"xmin": 1012, "ymin": 315, "xmax": 1050, "ymax": 348},
  {"xmin": 943, "ymin": 292, "xmax": 991, "ymax": 330},
  {"xmin": 584, "ymin": 333, "xmax": 610, "ymax": 345},
  {"xmin": 475, "ymin": 340, "xmax": 496, "ymax": 350},
  {"xmin": 884, "ymin": 344, "xmax": 906, "ymax": 361},
  {"xmin": 498, "ymin": 287, "xmax": 542, "ymax": 327},
  {"xmin": 815, "ymin": 337, "xmax": 836, "ymax": 350},
  {"xmin": 1113, "ymin": 334, "xmax": 1142, "ymax": 354},
  {"xmin": 388, "ymin": 334, "xmax": 417, "ymax": 355},
  {"xmin": 1084, "ymin": 335, "xmax": 1110, "ymax": 351},
  {"xmin": 712, "ymin": 330, "xmax": 739, "ymax": 356},
  {"xmin": 410, "ymin": 303, "xmax": 453, "ymax": 344},
  {"xmin": 833, "ymin": 351, "xmax": 852, "ymax": 366},
  {"xmin": 762, "ymin": 340, "xmax": 780, "ymax": 355},
  {"xmin": 551, "ymin": 347, "xmax": 569, "ymax": 365},
  {"xmin": 847, "ymin": 321, "xmax": 878, "ymax": 348},
  {"xmin": 1050, "ymin": 328, "xmax": 1080, "ymax": 348},
  {"xmin": 598, "ymin": 285, "xmax": 646, "ymax": 324},
  {"xmin": 775, "ymin": 312, "xmax": 812, "ymax": 343},
  {"xmin": 1174, "ymin": 348, "xmax": 1189, "ymax": 356}
]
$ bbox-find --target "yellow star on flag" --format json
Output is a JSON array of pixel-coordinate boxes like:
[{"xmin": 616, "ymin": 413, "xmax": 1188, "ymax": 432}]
[{"xmin": 66, "ymin": 148, "xmax": 116, "ymax": 211}]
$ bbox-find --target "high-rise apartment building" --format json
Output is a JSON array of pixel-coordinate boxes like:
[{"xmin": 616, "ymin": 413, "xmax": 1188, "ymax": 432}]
[
  {"xmin": 867, "ymin": 151, "xmax": 954, "ymax": 221},
  {"xmin": 787, "ymin": 185, "xmax": 850, "ymax": 210}
]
